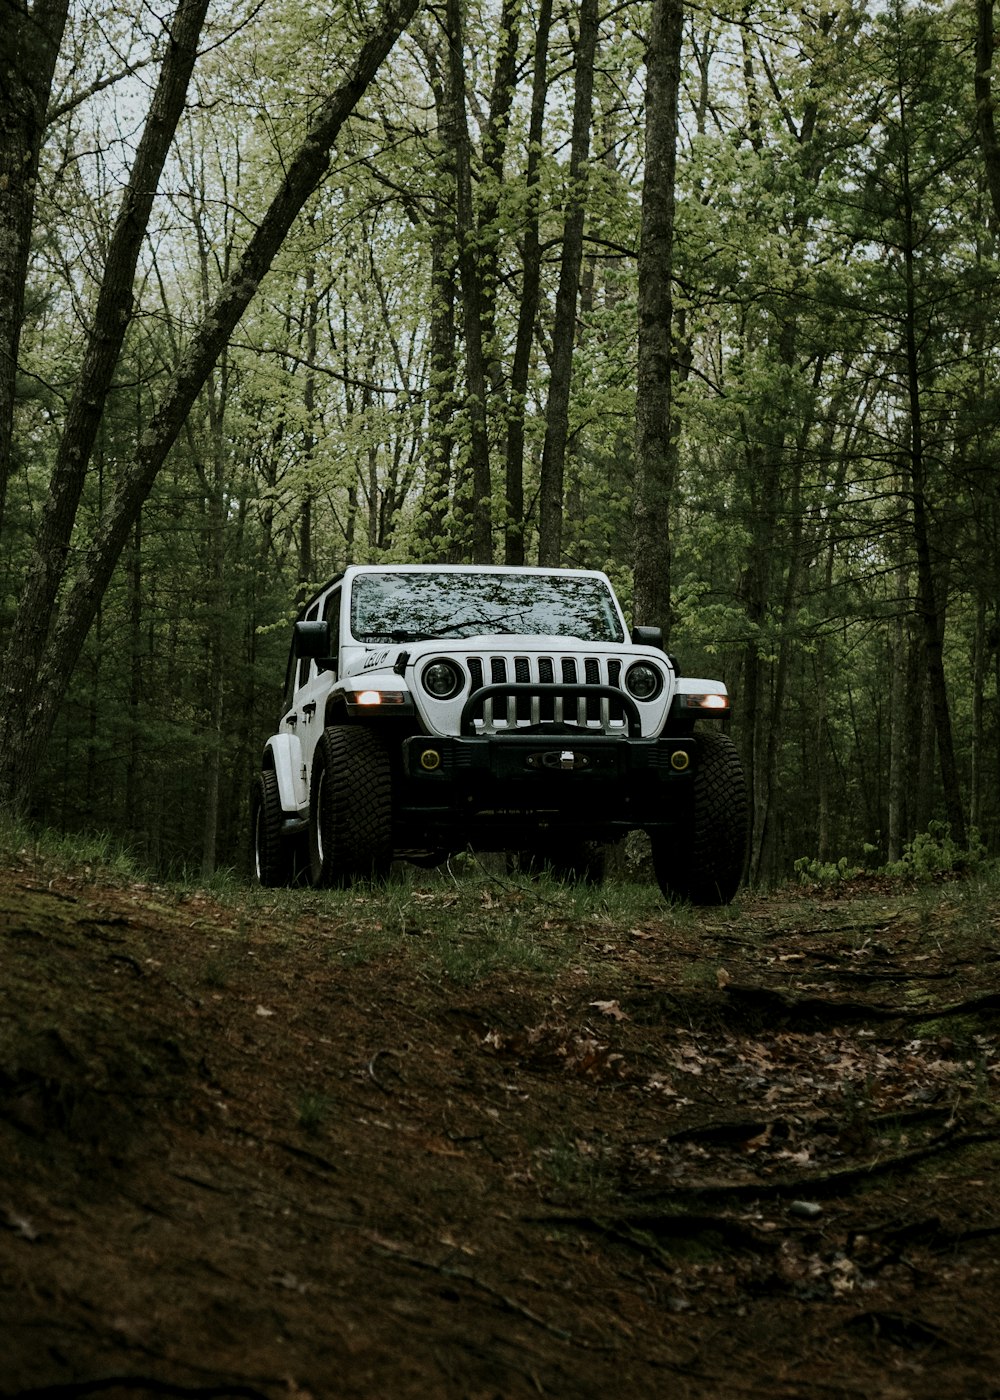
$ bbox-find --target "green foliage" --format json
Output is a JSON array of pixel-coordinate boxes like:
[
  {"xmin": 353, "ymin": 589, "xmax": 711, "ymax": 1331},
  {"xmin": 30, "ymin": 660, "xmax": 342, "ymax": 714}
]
[
  {"xmin": 793, "ymin": 855, "xmax": 863, "ymax": 889},
  {"xmin": 796, "ymin": 825, "xmax": 987, "ymax": 887},
  {"xmin": 882, "ymin": 823, "xmax": 986, "ymax": 882},
  {"xmin": 3, "ymin": 0, "xmax": 1000, "ymax": 890}
]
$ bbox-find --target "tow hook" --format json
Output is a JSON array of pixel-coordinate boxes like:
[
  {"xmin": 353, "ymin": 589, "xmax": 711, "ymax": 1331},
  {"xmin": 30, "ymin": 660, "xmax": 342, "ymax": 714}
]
[{"xmin": 527, "ymin": 750, "xmax": 589, "ymax": 771}]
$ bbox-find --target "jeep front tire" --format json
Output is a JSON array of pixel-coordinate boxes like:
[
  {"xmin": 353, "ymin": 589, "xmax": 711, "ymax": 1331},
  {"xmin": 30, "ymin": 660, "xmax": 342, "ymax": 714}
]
[
  {"xmin": 651, "ymin": 731, "xmax": 748, "ymax": 905},
  {"xmin": 309, "ymin": 725, "xmax": 393, "ymax": 887}
]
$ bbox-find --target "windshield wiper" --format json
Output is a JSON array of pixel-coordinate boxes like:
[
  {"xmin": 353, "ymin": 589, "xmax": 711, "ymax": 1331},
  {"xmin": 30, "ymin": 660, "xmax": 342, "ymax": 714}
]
[
  {"xmin": 357, "ymin": 629, "xmax": 431, "ymax": 642},
  {"xmin": 358, "ymin": 618, "xmax": 521, "ymax": 643},
  {"xmin": 425, "ymin": 617, "xmax": 519, "ymax": 638}
]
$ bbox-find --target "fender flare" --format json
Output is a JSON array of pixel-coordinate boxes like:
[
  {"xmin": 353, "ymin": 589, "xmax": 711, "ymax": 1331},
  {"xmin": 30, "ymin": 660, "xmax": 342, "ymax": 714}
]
[{"xmin": 263, "ymin": 733, "xmax": 307, "ymax": 815}]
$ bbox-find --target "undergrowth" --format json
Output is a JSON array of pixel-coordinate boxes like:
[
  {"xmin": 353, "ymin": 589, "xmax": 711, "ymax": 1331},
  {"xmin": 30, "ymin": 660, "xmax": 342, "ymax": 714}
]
[
  {"xmin": 795, "ymin": 822, "xmax": 989, "ymax": 889},
  {"xmin": 0, "ymin": 815, "xmax": 141, "ymax": 885}
]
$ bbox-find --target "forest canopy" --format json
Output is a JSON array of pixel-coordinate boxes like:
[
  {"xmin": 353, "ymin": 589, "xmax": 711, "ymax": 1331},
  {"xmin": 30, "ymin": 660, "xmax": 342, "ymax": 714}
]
[{"xmin": 0, "ymin": 0, "xmax": 996, "ymax": 885}]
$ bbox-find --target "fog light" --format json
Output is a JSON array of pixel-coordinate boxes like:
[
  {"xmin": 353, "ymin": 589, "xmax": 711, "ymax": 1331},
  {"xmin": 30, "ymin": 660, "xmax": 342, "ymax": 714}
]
[
  {"xmin": 420, "ymin": 748, "xmax": 441, "ymax": 771},
  {"xmin": 671, "ymin": 750, "xmax": 690, "ymax": 771}
]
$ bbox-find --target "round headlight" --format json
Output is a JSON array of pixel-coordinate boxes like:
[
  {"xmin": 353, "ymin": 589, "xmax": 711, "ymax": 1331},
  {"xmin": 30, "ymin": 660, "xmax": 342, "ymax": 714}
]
[
  {"xmin": 422, "ymin": 658, "xmax": 464, "ymax": 700},
  {"xmin": 625, "ymin": 661, "xmax": 663, "ymax": 702}
]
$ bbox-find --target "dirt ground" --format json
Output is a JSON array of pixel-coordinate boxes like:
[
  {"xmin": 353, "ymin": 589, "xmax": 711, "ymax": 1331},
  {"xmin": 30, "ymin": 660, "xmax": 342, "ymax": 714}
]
[{"xmin": 1, "ymin": 849, "xmax": 998, "ymax": 1400}]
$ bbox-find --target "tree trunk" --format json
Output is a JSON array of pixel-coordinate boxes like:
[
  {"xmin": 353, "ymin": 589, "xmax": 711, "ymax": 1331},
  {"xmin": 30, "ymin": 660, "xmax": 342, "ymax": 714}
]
[
  {"xmin": 0, "ymin": 0, "xmax": 70, "ymax": 537},
  {"xmin": 446, "ymin": 0, "xmax": 492, "ymax": 563},
  {"xmin": 0, "ymin": 0, "xmax": 423, "ymax": 818},
  {"xmin": 975, "ymin": 0, "xmax": 1000, "ymax": 225},
  {"xmin": 632, "ymin": 0, "xmax": 683, "ymax": 636},
  {"xmin": 887, "ymin": 562, "xmax": 909, "ymax": 863},
  {"xmin": 898, "ymin": 103, "xmax": 967, "ymax": 846},
  {"xmin": 504, "ymin": 0, "xmax": 552, "ymax": 565},
  {"xmin": 537, "ymin": 0, "xmax": 598, "ymax": 566},
  {"xmin": 0, "ymin": 0, "xmax": 211, "ymax": 811},
  {"xmin": 3, "ymin": 0, "xmax": 211, "ymax": 670}
]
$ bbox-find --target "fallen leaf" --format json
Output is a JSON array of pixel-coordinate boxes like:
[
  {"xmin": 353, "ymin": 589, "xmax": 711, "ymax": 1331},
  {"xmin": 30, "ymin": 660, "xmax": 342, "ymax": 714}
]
[
  {"xmin": 590, "ymin": 999, "xmax": 627, "ymax": 1021},
  {"xmin": 3, "ymin": 1209, "xmax": 39, "ymax": 1241}
]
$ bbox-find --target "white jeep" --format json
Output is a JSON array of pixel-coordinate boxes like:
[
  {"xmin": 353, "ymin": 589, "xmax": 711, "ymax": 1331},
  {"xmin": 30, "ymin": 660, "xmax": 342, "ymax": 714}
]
[{"xmin": 251, "ymin": 563, "xmax": 748, "ymax": 903}]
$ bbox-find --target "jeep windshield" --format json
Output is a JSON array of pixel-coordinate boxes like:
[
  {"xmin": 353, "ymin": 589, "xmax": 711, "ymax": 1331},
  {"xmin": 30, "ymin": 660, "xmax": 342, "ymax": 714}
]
[{"xmin": 350, "ymin": 571, "xmax": 625, "ymax": 644}]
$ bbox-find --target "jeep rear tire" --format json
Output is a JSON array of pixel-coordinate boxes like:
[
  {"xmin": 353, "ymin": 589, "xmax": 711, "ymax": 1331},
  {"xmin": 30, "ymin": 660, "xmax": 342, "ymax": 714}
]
[
  {"xmin": 252, "ymin": 770, "xmax": 294, "ymax": 887},
  {"xmin": 651, "ymin": 731, "xmax": 748, "ymax": 905},
  {"xmin": 309, "ymin": 725, "xmax": 392, "ymax": 887}
]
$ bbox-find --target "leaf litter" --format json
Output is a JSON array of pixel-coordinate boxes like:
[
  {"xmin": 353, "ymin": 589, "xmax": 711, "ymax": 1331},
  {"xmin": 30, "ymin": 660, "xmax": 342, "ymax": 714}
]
[{"xmin": 0, "ymin": 862, "xmax": 998, "ymax": 1399}]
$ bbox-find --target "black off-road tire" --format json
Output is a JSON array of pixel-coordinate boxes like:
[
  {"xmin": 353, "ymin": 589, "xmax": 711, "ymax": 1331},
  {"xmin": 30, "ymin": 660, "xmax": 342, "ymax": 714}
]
[
  {"xmin": 251, "ymin": 770, "xmax": 295, "ymax": 887},
  {"xmin": 651, "ymin": 731, "xmax": 749, "ymax": 905},
  {"xmin": 309, "ymin": 725, "xmax": 393, "ymax": 888}
]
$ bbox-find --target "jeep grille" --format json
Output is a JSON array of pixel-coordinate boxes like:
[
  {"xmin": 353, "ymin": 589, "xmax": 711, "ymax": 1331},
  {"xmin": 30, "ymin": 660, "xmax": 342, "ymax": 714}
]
[{"xmin": 462, "ymin": 654, "xmax": 630, "ymax": 734}]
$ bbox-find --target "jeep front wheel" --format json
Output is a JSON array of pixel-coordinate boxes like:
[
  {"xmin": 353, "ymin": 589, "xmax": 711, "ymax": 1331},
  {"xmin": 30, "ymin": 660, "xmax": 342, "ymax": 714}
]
[
  {"xmin": 251, "ymin": 770, "xmax": 295, "ymax": 887},
  {"xmin": 651, "ymin": 731, "xmax": 748, "ymax": 905},
  {"xmin": 309, "ymin": 725, "xmax": 393, "ymax": 887}
]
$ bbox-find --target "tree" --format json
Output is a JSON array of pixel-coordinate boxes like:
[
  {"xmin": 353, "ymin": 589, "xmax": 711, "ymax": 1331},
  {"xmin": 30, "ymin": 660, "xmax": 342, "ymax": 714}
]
[
  {"xmin": 632, "ymin": 0, "xmax": 684, "ymax": 637},
  {"xmin": 0, "ymin": 0, "xmax": 423, "ymax": 818},
  {"xmin": 444, "ymin": 0, "xmax": 492, "ymax": 562},
  {"xmin": 0, "ymin": 0, "xmax": 70, "ymax": 536},
  {"xmin": 536, "ymin": 0, "xmax": 599, "ymax": 565}
]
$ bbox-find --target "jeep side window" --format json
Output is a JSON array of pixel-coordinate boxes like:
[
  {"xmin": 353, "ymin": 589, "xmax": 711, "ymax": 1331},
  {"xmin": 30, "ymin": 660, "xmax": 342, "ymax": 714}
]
[
  {"xmin": 296, "ymin": 602, "xmax": 321, "ymax": 691},
  {"xmin": 321, "ymin": 588, "xmax": 341, "ymax": 677}
]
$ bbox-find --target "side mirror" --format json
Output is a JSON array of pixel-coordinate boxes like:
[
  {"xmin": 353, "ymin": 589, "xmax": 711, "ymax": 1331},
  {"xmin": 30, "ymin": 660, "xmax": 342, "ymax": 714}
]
[
  {"xmin": 294, "ymin": 619, "xmax": 330, "ymax": 659},
  {"xmin": 631, "ymin": 625, "xmax": 663, "ymax": 650}
]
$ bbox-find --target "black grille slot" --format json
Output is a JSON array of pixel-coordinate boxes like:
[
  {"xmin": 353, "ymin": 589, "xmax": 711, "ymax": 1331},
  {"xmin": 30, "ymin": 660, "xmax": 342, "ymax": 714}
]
[
  {"xmin": 585, "ymin": 658, "xmax": 600, "ymax": 685},
  {"xmin": 514, "ymin": 659, "xmax": 531, "ymax": 720},
  {"xmin": 491, "ymin": 657, "xmax": 507, "ymax": 684},
  {"xmin": 539, "ymin": 657, "xmax": 554, "ymax": 684},
  {"xmin": 561, "ymin": 657, "xmax": 578, "ymax": 683},
  {"xmin": 468, "ymin": 657, "xmax": 484, "ymax": 692},
  {"xmin": 607, "ymin": 659, "xmax": 622, "ymax": 688}
]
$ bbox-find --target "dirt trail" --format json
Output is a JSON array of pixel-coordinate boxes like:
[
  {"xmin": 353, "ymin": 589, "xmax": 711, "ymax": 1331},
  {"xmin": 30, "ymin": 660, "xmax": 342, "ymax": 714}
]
[{"xmin": 1, "ymin": 859, "xmax": 998, "ymax": 1399}]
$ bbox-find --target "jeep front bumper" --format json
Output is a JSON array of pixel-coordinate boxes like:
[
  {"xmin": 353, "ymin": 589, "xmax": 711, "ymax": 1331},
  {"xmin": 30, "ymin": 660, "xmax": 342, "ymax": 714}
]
[{"xmin": 397, "ymin": 729, "xmax": 696, "ymax": 836}]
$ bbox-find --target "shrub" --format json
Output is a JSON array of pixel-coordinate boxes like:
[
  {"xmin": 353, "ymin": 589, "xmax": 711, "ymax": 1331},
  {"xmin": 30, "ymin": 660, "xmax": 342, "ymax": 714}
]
[{"xmin": 882, "ymin": 822, "xmax": 985, "ymax": 881}]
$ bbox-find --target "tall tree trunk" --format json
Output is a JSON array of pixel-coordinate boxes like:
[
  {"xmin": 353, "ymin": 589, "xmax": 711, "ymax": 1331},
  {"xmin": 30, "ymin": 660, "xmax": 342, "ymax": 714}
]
[
  {"xmin": 887, "ymin": 562, "xmax": 909, "ymax": 863},
  {"xmin": 0, "ymin": 0, "xmax": 211, "ymax": 812},
  {"xmin": 632, "ymin": 0, "xmax": 683, "ymax": 636},
  {"xmin": 125, "ymin": 516, "xmax": 143, "ymax": 832},
  {"xmin": 971, "ymin": 591, "xmax": 986, "ymax": 836},
  {"xmin": 3, "ymin": 0, "xmax": 210, "ymax": 676},
  {"xmin": 199, "ymin": 357, "xmax": 228, "ymax": 880},
  {"xmin": 446, "ymin": 0, "xmax": 492, "ymax": 563},
  {"xmin": 477, "ymin": 0, "xmax": 520, "ymax": 393},
  {"xmin": 898, "ymin": 93, "xmax": 967, "ymax": 846},
  {"xmin": 0, "ymin": 0, "xmax": 423, "ymax": 818},
  {"xmin": 504, "ymin": 0, "xmax": 552, "ymax": 565},
  {"xmin": 298, "ymin": 262, "xmax": 319, "ymax": 595},
  {"xmin": 0, "ymin": 0, "xmax": 70, "ymax": 537},
  {"xmin": 537, "ymin": 0, "xmax": 598, "ymax": 565},
  {"xmin": 975, "ymin": 0, "xmax": 1000, "ymax": 225},
  {"xmin": 411, "ymin": 28, "xmax": 457, "ymax": 558}
]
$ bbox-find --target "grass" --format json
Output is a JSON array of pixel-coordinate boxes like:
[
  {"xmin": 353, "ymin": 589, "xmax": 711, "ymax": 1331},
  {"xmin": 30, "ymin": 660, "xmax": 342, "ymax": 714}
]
[
  {"xmin": 533, "ymin": 1132, "xmax": 617, "ymax": 1203},
  {"xmin": 296, "ymin": 1091, "xmax": 333, "ymax": 1136},
  {"xmin": 0, "ymin": 815, "xmax": 142, "ymax": 885},
  {"xmin": 7, "ymin": 814, "xmax": 1000, "ymax": 991}
]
